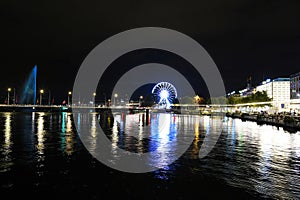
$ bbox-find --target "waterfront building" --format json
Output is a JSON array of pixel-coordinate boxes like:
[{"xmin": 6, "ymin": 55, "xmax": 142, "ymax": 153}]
[
  {"xmin": 290, "ymin": 72, "xmax": 300, "ymax": 111},
  {"xmin": 255, "ymin": 78, "xmax": 290, "ymax": 112}
]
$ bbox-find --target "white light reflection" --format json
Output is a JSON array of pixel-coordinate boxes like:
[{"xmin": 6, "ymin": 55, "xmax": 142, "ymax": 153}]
[
  {"xmin": 35, "ymin": 112, "xmax": 46, "ymax": 177},
  {"xmin": 226, "ymin": 119, "xmax": 300, "ymax": 199},
  {"xmin": 36, "ymin": 113, "xmax": 45, "ymax": 155},
  {"xmin": 198, "ymin": 115, "xmax": 224, "ymax": 159},
  {"xmin": 66, "ymin": 113, "xmax": 72, "ymax": 133},
  {"xmin": 2, "ymin": 112, "xmax": 13, "ymax": 171},
  {"xmin": 89, "ymin": 113, "xmax": 98, "ymax": 155},
  {"xmin": 149, "ymin": 113, "xmax": 173, "ymax": 169},
  {"xmin": 4, "ymin": 113, "xmax": 12, "ymax": 153},
  {"xmin": 32, "ymin": 112, "xmax": 35, "ymax": 134},
  {"xmin": 125, "ymin": 114, "xmax": 139, "ymax": 137},
  {"xmin": 192, "ymin": 115, "xmax": 201, "ymax": 159},
  {"xmin": 65, "ymin": 113, "xmax": 74, "ymax": 155},
  {"xmin": 111, "ymin": 114, "xmax": 120, "ymax": 153},
  {"xmin": 203, "ymin": 115, "xmax": 210, "ymax": 135},
  {"xmin": 257, "ymin": 125, "xmax": 296, "ymax": 174}
]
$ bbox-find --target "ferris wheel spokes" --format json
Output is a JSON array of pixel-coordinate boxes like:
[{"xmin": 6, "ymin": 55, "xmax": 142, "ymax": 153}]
[{"xmin": 152, "ymin": 82, "xmax": 177, "ymax": 109}]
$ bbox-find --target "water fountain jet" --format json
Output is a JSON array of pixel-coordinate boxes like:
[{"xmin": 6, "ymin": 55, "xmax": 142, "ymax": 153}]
[{"xmin": 20, "ymin": 65, "xmax": 37, "ymax": 105}]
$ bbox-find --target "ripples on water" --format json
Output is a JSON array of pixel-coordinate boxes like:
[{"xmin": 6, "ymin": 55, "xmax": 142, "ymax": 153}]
[{"xmin": 0, "ymin": 111, "xmax": 299, "ymax": 199}]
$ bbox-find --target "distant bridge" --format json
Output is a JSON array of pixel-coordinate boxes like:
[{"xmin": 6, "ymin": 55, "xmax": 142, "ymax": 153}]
[
  {"xmin": 0, "ymin": 101, "xmax": 274, "ymax": 113},
  {"xmin": 0, "ymin": 104, "xmax": 151, "ymax": 113}
]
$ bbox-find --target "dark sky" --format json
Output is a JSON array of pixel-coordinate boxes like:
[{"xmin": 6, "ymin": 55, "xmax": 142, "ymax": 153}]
[{"xmin": 1, "ymin": 0, "xmax": 300, "ymax": 103}]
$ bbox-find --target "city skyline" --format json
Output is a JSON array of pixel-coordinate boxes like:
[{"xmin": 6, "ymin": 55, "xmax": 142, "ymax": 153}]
[
  {"xmin": 1, "ymin": 64, "xmax": 298, "ymax": 105},
  {"xmin": 1, "ymin": 1, "xmax": 300, "ymax": 103}
]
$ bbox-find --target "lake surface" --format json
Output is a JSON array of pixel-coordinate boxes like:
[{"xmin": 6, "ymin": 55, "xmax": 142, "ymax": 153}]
[{"xmin": 0, "ymin": 111, "xmax": 299, "ymax": 199}]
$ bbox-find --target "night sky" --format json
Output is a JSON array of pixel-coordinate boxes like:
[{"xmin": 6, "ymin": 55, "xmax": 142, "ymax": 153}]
[{"xmin": 1, "ymin": 0, "xmax": 300, "ymax": 103}]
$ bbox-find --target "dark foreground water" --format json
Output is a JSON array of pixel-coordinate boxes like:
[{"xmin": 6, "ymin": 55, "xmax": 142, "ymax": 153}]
[{"xmin": 0, "ymin": 111, "xmax": 299, "ymax": 199}]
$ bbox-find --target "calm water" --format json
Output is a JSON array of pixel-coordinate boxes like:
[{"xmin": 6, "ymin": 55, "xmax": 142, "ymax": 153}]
[{"xmin": 0, "ymin": 111, "xmax": 299, "ymax": 199}]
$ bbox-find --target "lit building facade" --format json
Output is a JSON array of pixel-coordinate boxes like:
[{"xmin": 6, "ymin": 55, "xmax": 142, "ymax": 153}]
[
  {"xmin": 255, "ymin": 78, "xmax": 290, "ymax": 111},
  {"xmin": 290, "ymin": 72, "xmax": 300, "ymax": 111}
]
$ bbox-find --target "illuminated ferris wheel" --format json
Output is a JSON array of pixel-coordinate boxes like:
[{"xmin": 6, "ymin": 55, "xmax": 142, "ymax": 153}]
[{"xmin": 152, "ymin": 82, "xmax": 177, "ymax": 108}]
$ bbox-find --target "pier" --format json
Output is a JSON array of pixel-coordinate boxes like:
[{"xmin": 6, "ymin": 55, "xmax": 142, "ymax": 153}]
[{"xmin": 226, "ymin": 111, "xmax": 300, "ymax": 132}]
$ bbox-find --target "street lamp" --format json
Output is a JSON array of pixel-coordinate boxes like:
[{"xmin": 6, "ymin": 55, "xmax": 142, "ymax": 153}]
[
  {"xmin": 93, "ymin": 92, "xmax": 96, "ymax": 106},
  {"xmin": 68, "ymin": 91, "xmax": 72, "ymax": 106},
  {"xmin": 40, "ymin": 89, "xmax": 44, "ymax": 105},
  {"xmin": 7, "ymin": 88, "xmax": 11, "ymax": 105},
  {"xmin": 139, "ymin": 95, "xmax": 143, "ymax": 107},
  {"xmin": 114, "ymin": 93, "xmax": 118, "ymax": 106}
]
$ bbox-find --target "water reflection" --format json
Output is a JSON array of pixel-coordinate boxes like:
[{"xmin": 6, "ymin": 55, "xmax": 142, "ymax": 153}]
[
  {"xmin": 4, "ymin": 113, "xmax": 12, "ymax": 155},
  {"xmin": 109, "ymin": 113, "xmax": 197, "ymax": 170},
  {"xmin": 36, "ymin": 112, "xmax": 45, "ymax": 155},
  {"xmin": 111, "ymin": 114, "xmax": 119, "ymax": 154},
  {"xmin": 149, "ymin": 114, "xmax": 173, "ymax": 169},
  {"xmin": 0, "ymin": 111, "xmax": 299, "ymax": 199},
  {"xmin": 0, "ymin": 113, "xmax": 13, "ymax": 172},
  {"xmin": 192, "ymin": 115, "xmax": 201, "ymax": 159},
  {"xmin": 89, "ymin": 113, "xmax": 98, "ymax": 155},
  {"xmin": 60, "ymin": 112, "xmax": 74, "ymax": 155},
  {"xmin": 35, "ymin": 112, "xmax": 45, "ymax": 176},
  {"xmin": 223, "ymin": 118, "xmax": 300, "ymax": 199},
  {"xmin": 255, "ymin": 124, "xmax": 299, "ymax": 199}
]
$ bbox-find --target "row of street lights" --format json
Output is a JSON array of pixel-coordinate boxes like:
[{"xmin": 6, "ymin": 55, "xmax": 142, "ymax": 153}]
[
  {"xmin": 6, "ymin": 87, "xmax": 45, "ymax": 105},
  {"xmin": 6, "ymin": 88, "xmax": 63, "ymax": 105},
  {"xmin": 40, "ymin": 90, "xmax": 73, "ymax": 106},
  {"xmin": 6, "ymin": 88, "xmax": 122, "ymax": 106},
  {"xmin": 64, "ymin": 92, "xmax": 133, "ymax": 106}
]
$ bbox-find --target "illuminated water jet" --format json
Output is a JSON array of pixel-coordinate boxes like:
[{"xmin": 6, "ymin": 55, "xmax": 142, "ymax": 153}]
[{"xmin": 20, "ymin": 65, "xmax": 37, "ymax": 105}]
